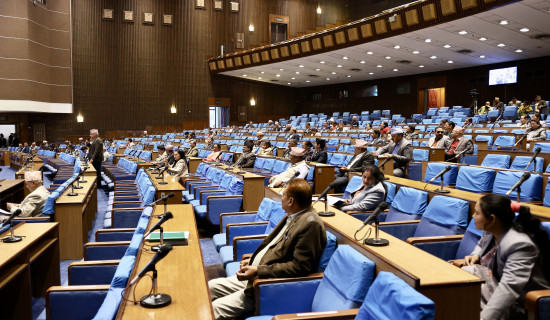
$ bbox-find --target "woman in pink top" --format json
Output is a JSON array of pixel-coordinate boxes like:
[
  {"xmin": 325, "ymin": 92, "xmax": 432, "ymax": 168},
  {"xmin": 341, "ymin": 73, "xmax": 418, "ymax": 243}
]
[{"xmin": 204, "ymin": 143, "xmax": 222, "ymax": 162}]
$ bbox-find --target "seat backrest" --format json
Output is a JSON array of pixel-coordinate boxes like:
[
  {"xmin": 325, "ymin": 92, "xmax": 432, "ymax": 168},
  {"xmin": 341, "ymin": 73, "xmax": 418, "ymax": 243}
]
[
  {"xmin": 455, "ymin": 166, "xmax": 496, "ymax": 193},
  {"xmin": 262, "ymin": 158, "xmax": 276, "ymax": 171},
  {"xmin": 265, "ymin": 202, "xmax": 286, "ymax": 233},
  {"xmin": 386, "ymin": 187, "xmax": 428, "ymax": 222},
  {"xmin": 311, "ymin": 245, "xmax": 375, "ymax": 312},
  {"xmin": 475, "ymin": 135, "xmax": 493, "ymax": 145},
  {"xmin": 328, "ymin": 153, "xmax": 345, "ymax": 166},
  {"xmin": 272, "ymin": 160, "xmax": 290, "ymax": 174},
  {"xmin": 317, "ymin": 231, "xmax": 337, "ymax": 272},
  {"xmin": 356, "ymin": 271, "xmax": 435, "ymax": 320},
  {"xmin": 424, "ymin": 163, "xmax": 458, "ymax": 186},
  {"xmin": 492, "ymin": 171, "xmax": 542, "ymax": 201},
  {"xmin": 493, "ymin": 135, "xmax": 515, "ymax": 147},
  {"xmin": 455, "ymin": 219, "xmax": 483, "ymax": 260},
  {"xmin": 254, "ymin": 197, "xmax": 276, "ymax": 221},
  {"xmin": 226, "ymin": 177, "xmax": 244, "ymax": 196},
  {"xmin": 343, "ymin": 175, "xmax": 363, "ymax": 199},
  {"xmin": 413, "ymin": 149, "xmax": 429, "ymax": 162},
  {"xmin": 414, "ymin": 196, "xmax": 469, "ymax": 237},
  {"xmin": 253, "ymin": 157, "xmax": 265, "ymax": 170},
  {"xmin": 219, "ymin": 174, "xmax": 233, "ymax": 191},
  {"xmin": 383, "ymin": 182, "xmax": 396, "ymax": 204},
  {"xmin": 510, "ymin": 156, "xmax": 544, "ymax": 173},
  {"xmin": 480, "ymin": 154, "xmax": 511, "ymax": 169},
  {"xmin": 533, "ymin": 142, "xmax": 550, "ymax": 153}
]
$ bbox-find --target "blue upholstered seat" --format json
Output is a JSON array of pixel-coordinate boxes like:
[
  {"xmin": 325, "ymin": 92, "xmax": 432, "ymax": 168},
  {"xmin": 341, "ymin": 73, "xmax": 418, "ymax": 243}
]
[{"xmin": 455, "ymin": 166, "xmax": 496, "ymax": 193}]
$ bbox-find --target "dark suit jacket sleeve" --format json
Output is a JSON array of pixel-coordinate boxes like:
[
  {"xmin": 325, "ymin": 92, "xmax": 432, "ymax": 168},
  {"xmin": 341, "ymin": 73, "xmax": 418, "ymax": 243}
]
[
  {"xmin": 352, "ymin": 152, "xmax": 374, "ymax": 172},
  {"xmin": 393, "ymin": 143, "xmax": 413, "ymax": 163},
  {"xmin": 315, "ymin": 151, "xmax": 327, "ymax": 164},
  {"xmin": 242, "ymin": 154, "xmax": 256, "ymax": 168}
]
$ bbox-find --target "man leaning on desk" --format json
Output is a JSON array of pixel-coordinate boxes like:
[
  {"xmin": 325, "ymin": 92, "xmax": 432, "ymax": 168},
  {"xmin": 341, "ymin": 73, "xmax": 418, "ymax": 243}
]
[
  {"xmin": 87, "ymin": 129, "xmax": 103, "ymax": 185},
  {"xmin": 5, "ymin": 171, "xmax": 49, "ymax": 218},
  {"xmin": 209, "ymin": 179, "xmax": 327, "ymax": 320}
]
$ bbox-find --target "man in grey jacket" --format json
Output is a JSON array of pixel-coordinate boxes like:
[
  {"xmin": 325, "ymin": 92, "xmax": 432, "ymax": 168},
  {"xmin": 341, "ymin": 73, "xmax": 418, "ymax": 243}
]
[
  {"xmin": 374, "ymin": 128, "xmax": 413, "ymax": 178},
  {"xmin": 444, "ymin": 126, "xmax": 474, "ymax": 162}
]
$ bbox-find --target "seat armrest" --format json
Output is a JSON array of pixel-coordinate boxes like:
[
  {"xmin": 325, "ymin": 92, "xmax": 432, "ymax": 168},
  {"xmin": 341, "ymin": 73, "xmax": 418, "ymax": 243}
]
[
  {"xmin": 233, "ymin": 235, "xmax": 268, "ymax": 259},
  {"xmin": 226, "ymin": 221, "xmax": 269, "ymax": 242},
  {"xmin": 378, "ymin": 219, "xmax": 421, "ymax": 226},
  {"xmin": 111, "ymin": 207, "xmax": 145, "ymax": 212},
  {"xmin": 525, "ymin": 289, "xmax": 550, "ymax": 316},
  {"xmin": 220, "ymin": 211, "xmax": 258, "ymax": 232},
  {"xmin": 273, "ymin": 309, "xmax": 359, "ymax": 320},
  {"xmin": 406, "ymin": 234, "xmax": 464, "ymax": 245}
]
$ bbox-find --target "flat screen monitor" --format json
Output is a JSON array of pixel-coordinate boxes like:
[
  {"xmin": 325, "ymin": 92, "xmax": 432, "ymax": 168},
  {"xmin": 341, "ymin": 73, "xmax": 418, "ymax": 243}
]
[{"xmin": 489, "ymin": 66, "xmax": 517, "ymax": 85}]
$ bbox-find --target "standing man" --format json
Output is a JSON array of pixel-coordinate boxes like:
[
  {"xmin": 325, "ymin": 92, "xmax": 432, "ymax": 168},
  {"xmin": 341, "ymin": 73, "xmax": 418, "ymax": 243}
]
[{"xmin": 87, "ymin": 129, "xmax": 103, "ymax": 186}]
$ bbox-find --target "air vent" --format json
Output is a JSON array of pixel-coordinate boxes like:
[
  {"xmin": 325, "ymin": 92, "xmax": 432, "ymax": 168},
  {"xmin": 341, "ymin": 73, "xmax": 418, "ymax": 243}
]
[
  {"xmin": 532, "ymin": 34, "xmax": 550, "ymax": 40},
  {"xmin": 308, "ymin": 74, "xmax": 319, "ymax": 78},
  {"xmin": 270, "ymin": 79, "xmax": 279, "ymax": 82},
  {"xmin": 396, "ymin": 60, "xmax": 411, "ymax": 64},
  {"xmin": 349, "ymin": 68, "xmax": 361, "ymax": 71},
  {"xmin": 456, "ymin": 49, "xmax": 473, "ymax": 54}
]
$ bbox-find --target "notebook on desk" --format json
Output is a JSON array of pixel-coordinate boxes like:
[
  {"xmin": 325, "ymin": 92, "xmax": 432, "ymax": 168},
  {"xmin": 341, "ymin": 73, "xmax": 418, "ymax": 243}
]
[{"xmin": 147, "ymin": 231, "xmax": 189, "ymax": 245}]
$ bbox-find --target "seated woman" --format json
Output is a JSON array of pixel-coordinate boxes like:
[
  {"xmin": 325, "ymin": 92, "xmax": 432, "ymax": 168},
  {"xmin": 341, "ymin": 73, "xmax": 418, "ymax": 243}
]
[
  {"xmin": 452, "ymin": 194, "xmax": 550, "ymax": 320},
  {"xmin": 302, "ymin": 141, "xmax": 314, "ymax": 161},
  {"xmin": 525, "ymin": 119, "xmax": 546, "ymax": 141},
  {"xmin": 310, "ymin": 138, "xmax": 327, "ymax": 163},
  {"xmin": 257, "ymin": 140, "xmax": 274, "ymax": 157},
  {"xmin": 165, "ymin": 150, "xmax": 188, "ymax": 180},
  {"xmin": 338, "ymin": 165, "xmax": 385, "ymax": 212},
  {"xmin": 203, "ymin": 143, "xmax": 222, "ymax": 162}
]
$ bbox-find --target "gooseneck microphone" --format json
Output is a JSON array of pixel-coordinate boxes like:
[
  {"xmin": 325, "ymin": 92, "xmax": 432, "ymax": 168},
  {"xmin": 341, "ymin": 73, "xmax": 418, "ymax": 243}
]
[
  {"xmin": 524, "ymin": 147, "xmax": 541, "ymax": 171},
  {"xmin": 2, "ymin": 209, "xmax": 23, "ymax": 243},
  {"xmin": 357, "ymin": 202, "xmax": 388, "ymax": 232},
  {"xmin": 505, "ymin": 172, "xmax": 531, "ymax": 197},
  {"xmin": 426, "ymin": 165, "xmax": 452, "ymax": 185},
  {"xmin": 312, "ymin": 182, "xmax": 336, "ymax": 206},
  {"xmin": 147, "ymin": 193, "xmax": 175, "ymax": 206},
  {"xmin": 377, "ymin": 157, "xmax": 391, "ymax": 169},
  {"xmin": 144, "ymin": 212, "xmax": 174, "ymax": 239}
]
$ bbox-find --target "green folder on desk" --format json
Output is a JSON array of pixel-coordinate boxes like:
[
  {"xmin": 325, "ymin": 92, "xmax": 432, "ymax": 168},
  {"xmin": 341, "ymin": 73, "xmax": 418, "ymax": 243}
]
[{"xmin": 147, "ymin": 231, "xmax": 189, "ymax": 245}]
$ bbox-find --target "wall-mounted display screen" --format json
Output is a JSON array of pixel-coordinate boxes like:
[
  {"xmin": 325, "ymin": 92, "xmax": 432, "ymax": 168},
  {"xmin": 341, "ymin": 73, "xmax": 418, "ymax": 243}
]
[{"xmin": 489, "ymin": 66, "xmax": 517, "ymax": 85}]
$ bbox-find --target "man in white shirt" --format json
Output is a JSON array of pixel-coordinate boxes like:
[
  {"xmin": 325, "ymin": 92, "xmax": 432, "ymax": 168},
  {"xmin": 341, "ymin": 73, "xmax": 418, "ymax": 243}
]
[
  {"xmin": 268, "ymin": 147, "xmax": 310, "ymax": 187},
  {"xmin": 6, "ymin": 171, "xmax": 49, "ymax": 217}
]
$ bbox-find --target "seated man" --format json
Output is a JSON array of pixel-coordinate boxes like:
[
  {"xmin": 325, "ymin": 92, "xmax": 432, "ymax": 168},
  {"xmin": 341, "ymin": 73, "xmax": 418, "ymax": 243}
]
[
  {"xmin": 233, "ymin": 140, "xmax": 256, "ymax": 168},
  {"xmin": 282, "ymin": 139, "xmax": 298, "ymax": 159},
  {"xmin": 185, "ymin": 140, "xmax": 199, "ymax": 158},
  {"xmin": 404, "ymin": 125, "xmax": 419, "ymax": 140},
  {"xmin": 444, "ymin": 126, "xmax": 473, "ymax": 162},
  {"xmin": 102, "ymin": 147, "xmax": 111, "ymax": 162},
  {"xmin": 209, "ymin": 179, "xmax": 327, "ymax": 320},
  {"xmin": 268, "ymin": 147, "xmax": 309, "ymax": 187},
  {"xmin": 428, "ymin": 127, "xmax": 450, "ymax": 148},
  {"xmin": 332, "ymin": 139, "xmax": 374, "ymax": 193},
  {"xmin": 368, "ymin": 130, "xmax": 386, "ymax": 146},
  {"xmin": 6, "ymin": 171, "xmax": 50, "ymax": 217},
  {"xmin": 373, "ymin": 128, "xmax": 413, "ymax": 178}
]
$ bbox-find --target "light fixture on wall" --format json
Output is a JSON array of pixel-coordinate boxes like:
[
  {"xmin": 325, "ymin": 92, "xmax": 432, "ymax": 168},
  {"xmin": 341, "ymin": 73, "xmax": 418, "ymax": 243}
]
[
  {"xmin": 77, "ymin": 114, "xmax": 84, "ymax": 123},
  {"xmin": 250, "ymin": 98, "xmax": 256, "ymax": 106},
  {"xmin": 316, "ymin": 6, "xmax": 322, "ymax": 14},
  {"xmin": 248, "ymin": 24, "xmax": 254, "ymax": 32},
  {"xmin": 170, "ymin": 105, "xmax": 177, "ymax": 113}
]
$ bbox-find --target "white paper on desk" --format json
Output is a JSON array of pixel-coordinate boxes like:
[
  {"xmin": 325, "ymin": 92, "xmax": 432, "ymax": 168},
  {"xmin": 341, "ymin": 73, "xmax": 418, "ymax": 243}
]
[
  {"xmin": 326, "ymin": 195, "xmax": 345, "ymax": 206},
  {"xmin": 0, "ymin": 208, "xmax": 12, "ymax": 215}
]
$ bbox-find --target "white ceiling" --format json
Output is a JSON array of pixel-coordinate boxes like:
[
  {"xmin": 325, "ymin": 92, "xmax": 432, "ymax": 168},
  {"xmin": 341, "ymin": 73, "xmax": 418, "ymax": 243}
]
[{"xmin": 218, "ymin": 0, "xmax": 550, "ymax": 87}]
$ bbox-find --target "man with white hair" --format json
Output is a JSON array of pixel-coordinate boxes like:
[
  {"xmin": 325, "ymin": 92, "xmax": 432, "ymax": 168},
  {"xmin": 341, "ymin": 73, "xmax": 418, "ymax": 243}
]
[
  {"xmin": 6, "ymin": 171, "xmax": 49, "ymax": 217},
  {"xmin": 87, "ymin": 129, "xmax": 104, "ymax": 185},
  {"xmin": 268, "ymin": 147, "xmax": 309, "ymax": 187},
  {"xmin": 444, "ymin": 126, "xmax": 473, "ymax": 163},
  {"xmin": 165, "ymin": 144, "xmax": 176, "ymax": 166}
]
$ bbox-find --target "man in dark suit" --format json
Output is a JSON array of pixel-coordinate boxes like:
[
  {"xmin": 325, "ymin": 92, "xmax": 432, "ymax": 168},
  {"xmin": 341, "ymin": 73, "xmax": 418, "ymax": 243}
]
[
  {"xmin": 374, "ymin": 128, "xmax": 413, "ymax": 177},
  {"xmin": 286, "ymin": 127, "xmax": 300, "ymax": 141},
  {"xmin": 165, "ymin": 144, "xmax": 175, "ymax": 166},
  {"xmin": 444, "ymin": 126, "xmax": 474, "ymax": 163},
  {"xmin": 209, "ymin": 179, "xmax": 326, "ymax": 319},
  {"xmin": 233, "ymin": 140, "xmax": 256, "ymax": 168},
  {"xmin": 87, "ymin": 129, "xmax": 103, "ymax": 186},
  {"xmin": 332, "ymin": 139, "xmax": 375, "ymax": 193}
]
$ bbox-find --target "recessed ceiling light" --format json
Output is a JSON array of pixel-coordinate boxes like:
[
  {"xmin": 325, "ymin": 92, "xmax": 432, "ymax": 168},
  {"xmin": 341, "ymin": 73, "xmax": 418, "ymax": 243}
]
[
  {"xmin": 360, "ymin": 60, "xmax": 366, "ymax": 64},
  {"xmin": 419, "ymin": 65, "xmax": 424, "ymax": 68},
  {"xmin": 479, "ymin": 55, "xmax": 485, "ymax": 58},
  {"xmin": 299, "ymin": 65, "xmax": 304, "ymax": 68},
  {"xmin": 331, "ymin": 71, "xmax": 336, "ymax": 74},
  {"xmin": 291, "ymin": 77, "xmax": 296, "ymax": 80},
  {"xmin": 243, "ymin": 74, "xmax": 247, "ymax": 77},
  {"xmin": 306, "ymin": 80, "xmax": 310, "ymax": 83},
  {"xmin": 459, "ymin": 30, "xmax": 467, "ymax": 35},
  {"xmin": 385, "ymin": 56, "xmax": 391, "ymax": 59},
  {"xmin": 337, "ymin": 65, "xmax": 342, "ymax": 68},
  {"xmin": 497, "ymin": 43, "xmax": 505, "ymax": 47},
  {"xmin": 287, "ymin": 82, "xmax": 291, "ymax": 85},
  {"xmin": 515, "ymin": 49, "xmax": 523, "ymax": 53},
  {"xmin": 347, "ymin": 75, "xmax": 351, "ymax": 78},
  {"xmin": 444, "ymin": 44, "xmax": 451, "ymax": 48},
  {"xmin": 425, "ymin": 38, "xmax": 432, "ymax": 43},
  {"xmin": 258, "ymin": 77, "xmax": 262, "ymax": 79},
  {"xmin": 367, "ymin": 51, "xmax": 373, "ymax": 55},
  {"xmin": 369, "ymin": 72, "xmax": 374, "ymax": 75},
  {"xmin": 479, "ymin": 37, "xmax": 487, "ymax": 41},
  {"xmin": 499, "ymin": 20, "xmax": 508, "ymax": 25},
  {"xmin": 315, "ymin": 68, "xmax": 320, "ymax": 71},
  {"xmin": 520, "ymin": 28, "xmax": 529, "ymax": 32},
  {"xmin": 275, "ymin": 74, "xmax": 280, "ymax": 77},
  {"xmin": 295, "ymin": 71, "xmax": 300, "ymax": 74},
  {"xmin": 394, "ymin": 45, "xmax": 400, "ymax": 49},
  {"xmin": 342, "ymin": 56, "xmax": 348, "ymax": 60},
  {"xmin": 447, "ymin": 60, "xmax": 453, "ymax": 64},
  {"xmin": 393, "ymin": 69, "xmax": 398, "ymax": 71},
  {"xmin": 279, "ymin": 68, "xmax": 284, "ymax": 71},
  {"xmin": 320, "ymin": 61, "xmax": 325, "ymax": 64},
  {"xmin": 326, "ymin": 78, "xmax": 330, "ymax": 80},
  {"xmin": 377, "ymin": 65, "xmax": 382, "ymax": 68},
  {"xmin": 260, "ymin": 71, "xmax": 265, "ymax": 74},
  {"xmin": 430, "ymin": 56, "xmax": 437, "ymax": 59},
  {"xmin": 412, "ymin": 50, "xmax": 420, "ymax": 54}
]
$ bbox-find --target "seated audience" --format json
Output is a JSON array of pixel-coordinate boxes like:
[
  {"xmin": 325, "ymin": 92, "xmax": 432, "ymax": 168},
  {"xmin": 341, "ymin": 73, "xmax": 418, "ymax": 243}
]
[
  {"xmin": 373, "ymin": 128, "xmax": 413, "ymax": 178},
  {"xmin": 518, "ymin": 101, "xmax": 533, "ymax": 118},
  {"xmin": 310, "ymin": 127, "xmax": 321, "ymax": 136},
  {"xmin": 368, "ymin": 130, "xmax": 386, "ymax": 145},
  {"xmin": 204, "ymin": 143, "xmax": 222, "ymax": 162},
  {"xmin": 364, "ymin": 123, "xmax": 373, "ymax": 133},
  {"xmin": 257, "ymin": 140, "xmax": 274, "ymax": 157},
  {"xmin": 519, "ymin": 115, "xmax": 530, "ymax": 129},
  {"xmin": 282, "ymin": 139, "xmax": 298, "ymax": 159},
  {"xmin": 208, "ymin": 179, "xmax": 326, "ymax": 320},
  {"xmin": 463, "ymin": 118, "xmax": 474, "ymax": 128},
  {"xmin": 532, "ymin": 113, "xmax": 546, "ymax": 127},
  {"xmin": 302, "ymin": 141, "xmax": 313, "ymax": 161},
  {"xmin": 339, "ymin": 165, "xmax": 386, "ymax": 212},
  {"xmin": 478, "ymin": 101, "xmax": 491, "ymax": 115},
  {"xmin": 428, "ymin": 126, "xmax": 450, "ymax": 148},
  {"xmin": 444, "ymin": 126, "xmax": 473, "ymax": 162},
  {"xmin": 186, "ymin": 140, "xmax": 199, "ymax": 157},
  {"xmin": 525, "ymin": 120, "xmax": 546, "ymax": 141},
  {"xmin": 321, "ymin": 121, "xmax": 329, "ymax": 130},
  {"xmin": 166, "ymin": 150, "xmax": 188, "ymax": 181},
  {"xmin": 508, "ymin": 97, "xmax": 521, "ymax": 107},
  {"xmin": 380, "ymin": 121, "xmax": 390, "ymax": 135},
  {"xmin": 268, "ymin": 148, "xmax": 309, "ymax": 187},
  {"xmin": 310, "ymin": 138, "xmax": 327, "ymax": 163},
  {"xmin": 405, "ymin": 125, "xmax": 419, "ymax": 140},
  {"xmin": 335, "ymin": 122, "xmax": 348, "ymax": 132},
  {"xmin": 452, "ymin": 194, "xmax": 550, "ymax": 320},
  {"xmin": 127, "ymin": 138, "xmax": 135, "ymax": 148},
  {"xmin": 304, "ymin": 122, "xmax": 312, "ymax": 134},
  {"xmin": 5, "ymin": 171, "xmax": 49, "ymax": 217},
  {"xmin": 205, "ymin": 137, "xmax": 214, "ymax": 150},
  {"xmin": 286, "ymin": 127, "xmax": 300, "ymax": 141},
  {"xmin": 22, "ymin": 142, "xmax": 30, "ymax": 153},
  {"xmin": 332, "ymin": 139, "xmax": 374, "ymax": 193},
  {"xmin": 492, "ymin": 97, "xmax": 504, "ymax": 112},
  {"xmin": 233, "ymin": 140, "xmax": 256, "ymax": 168}
]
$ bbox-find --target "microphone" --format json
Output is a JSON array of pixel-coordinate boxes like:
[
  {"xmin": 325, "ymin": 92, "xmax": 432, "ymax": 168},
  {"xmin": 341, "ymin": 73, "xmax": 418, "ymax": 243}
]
[
  {"xmin": 129, "ymin": 243, "xmax": 173, "ymax": 287},
  {"xmin": 312, "ymin": 182, "xmax": 336, "ymax": 206},
  {"xmin": 505, "ymin": 172, "xmax": 531, "ymax": 197},
  {"xmin": 426, "ymin": 165, "xmax": 452, "ymax": 185},
  {"xmin": 524, "ymin": 147, "xmax": 541, "ymax": 171},
  {"xmin": 144, "ymin": 211, "xmax": 174, "ymax": 239},
  {"xmin": 156, "ymin": 166, "xmax": 168, "ymax": 178},
  {"xmin": 377, "ymin": 157, "xmax": 391, "ymax": 168},
  {"xmin": 147, "ymin": 193, "xmax": 175, "ymax": 206},
  {"xmin": 514, "ymin": 134, "xmax": 527, "ymax": 147},
  {"xmin": 447, "ymin": 149, "xmax": 468, "ymax": 161},
  {"xmin": 1, "ymin": 209, "xmax": 22, "ymax": 228},
  {"xmin": 279, "ymin": 171, "xmax": 301, "ymax": 194},
  {"xmin": 357, "ymin": 202, "xmax": 389, "ymax": 231}
]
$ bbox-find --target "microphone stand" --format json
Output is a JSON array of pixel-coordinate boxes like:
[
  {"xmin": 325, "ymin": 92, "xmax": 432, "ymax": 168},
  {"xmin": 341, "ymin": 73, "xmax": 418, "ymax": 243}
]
[
  {"xmin": 364, "ymin": 218, "xmax": 389, "ymax": 246},
  {"xmin": 74, "ymin": 177, "xmax": 83, "ymax": 189},
  {"xmin": 68, "ymin": 183, "xmax": 78, "ymax": 196},
  {"xmin": 317, "ymin": 193, "xmax": 335, "ymax": 217},
  {"xmin": 157, "ymin": 172, "xmax": 168, "ymax": 185},
  {"xmin": 2, "ymin": 222, "xmax": 22, "ymax": 243},
  {"xmin": 516, "ymin": 186, "xmax": 521, "ymax": 203},
  {"xmin": 434, "ymin": 174, "xmax": 450, "ymax": 194},
  {"xmin": 139, "ymin": 267, "xmax": 172, "ymax": 308}
]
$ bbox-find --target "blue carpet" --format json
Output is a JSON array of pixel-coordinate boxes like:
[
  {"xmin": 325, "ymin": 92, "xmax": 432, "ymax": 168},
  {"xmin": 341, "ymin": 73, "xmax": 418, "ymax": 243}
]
[{"xmin": 201, "ymin": 238, "xmax": 222, "ymax": 266}]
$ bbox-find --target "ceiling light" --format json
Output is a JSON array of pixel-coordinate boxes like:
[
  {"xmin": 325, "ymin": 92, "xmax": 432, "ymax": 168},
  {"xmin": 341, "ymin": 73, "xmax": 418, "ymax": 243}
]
[
  {"xmin": 291, "ymin": 77, "xmax": 296, "ymax": 80},
  {"xmin": 497, "ymin": 43, "xmax": 505, "ymax": 47},
  {"xmin": 258, "ymin": 77, "xmax": 262, "ymax": 79},
  {"xmin": 425, "ymin": 38, "xmax": 432, "ymax": 43},
  {"xmin": 394, "ymin": 45, "xmax": 400, "ymax": 49},
  {"xmin": 430, "ymin": 56, "xmax": 437, "ymax": 59},
  {"xmin": 459, "ymin": 30, "xmax": 467, "ymax": 35},
  {"xmin": 342, "ymin": 56, "xmax": 348, "ymax": 60},
  {"xmin": 299, "ymin": 65, "xmax": 304, "ymax": 68},
  {"xmin": 320, "ymin": 60, "xmax": 325, "ymax": 64},
  {"xmin": 306, "ymin": 80, "xmax": 310, "ymax": 83},
  {"xmin": 337, "ymin": 64, "xmax": 342, "ymax": 68},
  {"xmin": 347, "ymin": 75, "xmax": 351, "ymax": 78},
  {"xmin": 249, "ymin": 25, "xmax": 254, "ymax": 32},
  {"xmin": 260, "ymin": 71, "xmax": 265, "ymax": 74},
  {"xmin": 360, "ymin": 60, "xmax": 365, "ymax": 64},
  {"xmin": 444, "ymin": 44, "xmax": 451, "ymax": 48},
  {"xmin": 295, "ymin": 71, "xmax": 300, "ymax": 74},
  {"xmin": 419, "ymin": 65, "xmax": 424, "ymax": 68},
  {"xmin": 393, "ymin": 69, "xmax": 398, "ymax": 71},
  {"xmin": 369, "ymin": 72, "xmax": 374, "ymax": 75},
  {"xmin": 499, "ymin": 20, "xmax": 508, "ymax": 25},
  {"xmin": 376, "ymin": 65, "xmax": 382, "ymax": 68},
  {"xmin": 287, "ymin": 82, "xmax": 291, "ymax": 85},
  {"xmin": 367, "ymin": 51, "xmax": 373, "ymax": 55},
  {"xmin": 479, "ymin": 55, "xmax": 485, "ymax": 58},
  {"xmin": 331, "ymin": 72, "xmax": 336, "ymax": 74},
  {"xmin": 250, "ymin": 98, "xmax": 255, "ymax": 106},
  {"xmin": 77, "ymin": 115, "xmax": 84, "ymax": 122},
  {"xmin": 385, "ymin": 56, "xmax": 391, "ymax": 59},
  {"xmin": 412, "ymin": 50, "xmax": 419, "ymax": 54},
  {"xmin": 520, "ymin": 28, "xmax": 529, "ymax": 32},
  {"xmin": 447, "ymin": 60, "xmax": 453, "ymax": 64},
  {"xmin": 479, "ymin": 37, "xmax": 487, "ymax": 41},
  {"xmin": 326, "ymin": 78, "xmax": 330, "ymax": 80},
  {"xmin": 315, "ymin": 68, "xmax": 320, "ymax": 71},
  {"xmin": 316, "ymin": 7, "xmax": 321, "ymax": 14},
  {"xmin": 275, "ymin": 74, "xmax": 280, "ymax": 77},
  {"xmin": 515, "ymin": 49, "xmax": 523, "ymax": 53}
]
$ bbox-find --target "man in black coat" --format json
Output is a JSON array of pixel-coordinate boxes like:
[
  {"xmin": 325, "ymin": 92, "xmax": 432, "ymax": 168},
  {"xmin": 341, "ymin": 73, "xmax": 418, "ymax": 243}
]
[
  {"xmin": 332, "ymin": 139, "xmax": 375, "ymax": 193},
  {"xmin": 87, "ymin": 129, "xmax": 103, "ymax": 186}
]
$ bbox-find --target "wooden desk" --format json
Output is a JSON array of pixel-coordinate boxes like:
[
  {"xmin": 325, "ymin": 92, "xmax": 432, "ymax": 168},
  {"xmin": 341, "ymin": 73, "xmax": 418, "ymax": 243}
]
[
  {"xmin": 116, "ymin": 205, "xmax": 214, "ymax": 320},
  {"xmin": 209, "ymin": 163, "xmax": 266, "ymax": 211},
  {"xmin": 264, "ymin": 187, "xmax": 482, "ymax": 320},
  {"xmin": 0, "ymin": 222, "xmax": 60, "ymax": 320},
  {"xmin": 145, "ymin": 170, "xmax": 184, "ymax": 205},
  {"xmin": 0, "ymin": 179, "xmax": 25, "ymax": 209},
  {"xmin": 55, "ymin": 177, "xmax": 97, "ymax": 260},
  {"xmin": 188, "ymin": 157, "xmax": 203, "ymax": 173},
  {"xmin": 15, "ymin": 163, "xmax": 44, "ymax": 180},
  {"xmin": 310, "ymin": 163, "xmax": 336, "ymax": 194}
]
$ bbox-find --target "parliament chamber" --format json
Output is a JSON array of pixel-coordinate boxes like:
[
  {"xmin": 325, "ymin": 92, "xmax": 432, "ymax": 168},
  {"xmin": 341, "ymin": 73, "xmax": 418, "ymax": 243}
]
[{"xmin": 1, "ymin": 0, "xmax": 550, "ymax": 319}]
